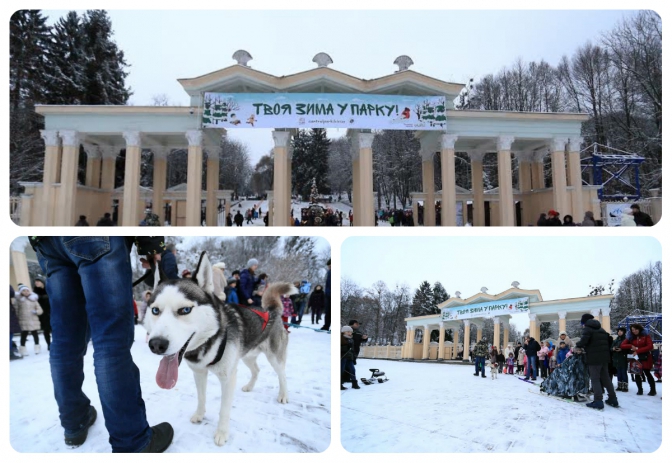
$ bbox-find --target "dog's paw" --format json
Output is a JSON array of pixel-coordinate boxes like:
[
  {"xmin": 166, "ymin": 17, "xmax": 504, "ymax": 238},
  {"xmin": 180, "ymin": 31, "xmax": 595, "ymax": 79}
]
[
  {"xmin": 213, "ymin": 430, "xmax": 229, "ymax": 446},
  {"xmin": 241, "ymin": 384, "xmax": 254, "ymax": 392},
  {"xmin": 190, "ymin": 412, "xmax": 205, "ymax": 423},
  {"xmin": 277, "ymin": 394, "xmax": 289, "ymax": 404}
]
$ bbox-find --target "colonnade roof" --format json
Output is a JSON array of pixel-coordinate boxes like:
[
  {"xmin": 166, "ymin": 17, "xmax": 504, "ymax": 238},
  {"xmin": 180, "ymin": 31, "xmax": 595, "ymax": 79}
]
[
  {"xmin": 177, "ymin": 64, "xmax": 466, "ymax": 102},
  {"xmin": 437, "ymin": 287, "xmax": 543, "ymax": 310}
]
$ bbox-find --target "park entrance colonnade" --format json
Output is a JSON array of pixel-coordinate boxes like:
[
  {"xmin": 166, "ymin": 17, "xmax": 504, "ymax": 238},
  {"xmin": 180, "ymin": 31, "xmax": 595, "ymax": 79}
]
[
  {"xmin": 359, "ymin": 285, "xmax": 613, "ymax": 361},
  {"xmin": 20, "ymin": 51, "xmax": 593, "ymax": 226}
]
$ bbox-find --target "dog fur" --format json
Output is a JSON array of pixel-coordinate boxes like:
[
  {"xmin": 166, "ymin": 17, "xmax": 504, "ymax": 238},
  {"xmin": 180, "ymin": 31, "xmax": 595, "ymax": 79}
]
[{"xmin": 144, "ymin": 252, "xmax": 296, "ymax": 445}]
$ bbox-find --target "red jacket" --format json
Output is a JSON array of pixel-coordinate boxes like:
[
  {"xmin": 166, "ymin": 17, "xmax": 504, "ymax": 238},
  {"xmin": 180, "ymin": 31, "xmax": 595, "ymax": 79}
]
[{"xmin": 621, "ymin": 334, "xmax": 654, "ymax": 370}]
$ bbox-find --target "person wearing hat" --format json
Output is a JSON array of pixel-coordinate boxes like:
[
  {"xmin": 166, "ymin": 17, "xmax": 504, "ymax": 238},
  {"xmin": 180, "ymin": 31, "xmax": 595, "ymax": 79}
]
[
  {"xmin": 75, "ymin": 215, "xmax": 89, "ymax": 226},
  {"xmin": 575, "ymin": 313, "xmax": 618, "ymax": 409},
  {"xmin": 96, "ymin": 212, "xmax": 115, "ymax": 226},
  {"xmin": 536, "ymin": 213, "xmax": 548, "ymax": 226},
  {"xmin": 211, "ymin": 262, "xmax": 227, "ymax": 300},
  {"xmin": 238, "ymin": 259, "xmax": 260, "ymax": 306},
  {"xmin": 621, "ymin": 323, "xmax": 656, "ymax": 396},
  {"xmin": 340, "ymin": 326, "xmax": 360, "ymax": 390},
  {"xmin": 546, "ymin": 210, "xmax": 562, "ymax": 226},
  {"xmin": 225, "ymin": 278, "xmax": 239, "ymax": 305},
  {"xmin": 348, "ymin": 320, "xmax": 368, "ymax": 364},
  {"xmin": 320, "ymin": 259, "xmax": 331, "ymax": 331},
  {"xmin": 15, "ymin": 284, "xmax": 43, "ymax": 356},
  {"xmin": 611, "ymin": 327, "xmax": 630, "ymax": 392},
  {"xmin": 554, "ymin": 331, "xmax": 574, "ymax": 361},
  {"xmin": 308, "ymin": 284, "xmax": 325, "ymax": 325},
  {"xmin": 523, "ymin": 336, "xmax": 541, "ymax": 380},
  {"xmin": 472, "ymin": 336, "xmax": 489, "ymax": 378}
]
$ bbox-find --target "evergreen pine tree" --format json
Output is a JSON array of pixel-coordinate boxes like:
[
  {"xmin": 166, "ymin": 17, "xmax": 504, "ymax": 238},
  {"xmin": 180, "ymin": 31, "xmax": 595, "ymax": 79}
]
[
  {"xmin": 49, "ymin": 11, "xmax": 87, "ymax": 104},
  {"xmin": 10, "ymin": 10, "xmax": 52, "ymax": 109},
  {"xmin": 431, "ymin": 282, "xmax": 449, "ymax": 309},
  {"xmin": 290, "ymin": 130, "xmax": 312, "ymax": 198},
  {"xmin": 411, "ymin": 281, "xmax": 435, "ymax": 317},
  {"xmin": 80, "ymin": 10, "xmax": 131, "ymax": 104}
]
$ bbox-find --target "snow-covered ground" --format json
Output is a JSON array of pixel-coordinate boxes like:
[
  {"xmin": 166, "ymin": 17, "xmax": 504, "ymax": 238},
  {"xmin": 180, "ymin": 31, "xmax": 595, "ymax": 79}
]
[
  {"xmin": 10, "ymin": 323, "xmax": 330, "ymax": 453},
  {"xmin": 342, "ymin": 359, "xmax": 662, "ymax": 453}
]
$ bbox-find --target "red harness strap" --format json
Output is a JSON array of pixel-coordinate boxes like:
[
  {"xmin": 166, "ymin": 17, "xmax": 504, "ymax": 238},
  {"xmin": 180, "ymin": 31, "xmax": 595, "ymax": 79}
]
[{"xmin": 248, "ymin": 308, "xmax": 269, "ymax": 331}]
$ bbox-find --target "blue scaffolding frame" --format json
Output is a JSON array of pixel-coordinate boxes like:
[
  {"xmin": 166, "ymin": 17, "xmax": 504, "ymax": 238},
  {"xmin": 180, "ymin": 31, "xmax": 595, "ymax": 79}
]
[
  {"xmin": 617, "ymin": 313, "xmax": 663, "ymax": 344},
  {"xmin": 580, "ymin": 143, "xmax": 646, "ymax": 201}
]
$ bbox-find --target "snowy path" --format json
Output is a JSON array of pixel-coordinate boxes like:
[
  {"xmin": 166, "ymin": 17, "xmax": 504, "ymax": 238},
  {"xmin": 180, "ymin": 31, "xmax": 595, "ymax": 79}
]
[
  {"xmin": 342, "ymin": 359, "xmax": 661, "ymax": 453},
  {"xmin": 10, "ymin": 323, "xmax": 330, "ymax": 453}
]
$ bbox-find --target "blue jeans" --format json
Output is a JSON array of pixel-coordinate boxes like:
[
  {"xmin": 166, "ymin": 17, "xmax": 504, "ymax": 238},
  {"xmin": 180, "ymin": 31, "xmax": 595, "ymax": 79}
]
[
  {"xmin": 526, "ymin": 356, "xmax": 538, "ymax": 379},
  {"xmin": 34, "ymin": 237, "xmax": 151, "ymax": 452},
  {"xmin": 341, "ymin": 358, "xmax": 356, "ymax": 383},
  {"xmin": 616, "ymin": 366, "xmax": 629, "ymax": 383},
  {"xmin": 475, "ymin": 356, "xmax": 486, "ymax": 375}
]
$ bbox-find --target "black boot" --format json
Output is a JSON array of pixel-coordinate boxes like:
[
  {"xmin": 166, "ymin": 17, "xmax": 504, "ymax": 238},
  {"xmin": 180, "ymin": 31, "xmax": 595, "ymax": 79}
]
[
  {"xmin": 351, "ymin": 380, "xmax": 361, "ymax": 390},
  {"xmin": 140, "ymin": 423, "xmax": 174, "ymax": 453},
  {"xmin": 341, "ymin": 384, "xmax": 346, "ymax": 390},
  {"xmin": 615, "ymin": 382, "xmax": 622, "ymax": 392},
  {"xmin": 648, "ymin": 376, "xmax": 657, "ymax": 396}
]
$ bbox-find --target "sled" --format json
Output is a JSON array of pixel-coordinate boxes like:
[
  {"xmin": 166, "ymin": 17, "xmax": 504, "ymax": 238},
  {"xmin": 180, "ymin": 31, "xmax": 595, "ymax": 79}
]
[{"xmin": 361, "ymin": 368, "xmax": 389, "ymax": 385}]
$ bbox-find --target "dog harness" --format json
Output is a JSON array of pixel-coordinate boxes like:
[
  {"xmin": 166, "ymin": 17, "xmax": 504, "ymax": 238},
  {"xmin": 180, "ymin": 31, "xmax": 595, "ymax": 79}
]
[{"xmin": 208, "ymin": 307, "xmax": 269, "ymax": 367}]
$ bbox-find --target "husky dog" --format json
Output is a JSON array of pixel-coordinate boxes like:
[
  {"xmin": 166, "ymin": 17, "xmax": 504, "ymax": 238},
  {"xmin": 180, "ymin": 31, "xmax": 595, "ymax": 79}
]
[
  {"xmin": 489, "ymin": 361, "xmax": 498, "ymax": 380},
  {"xmin": 144, "ymin": 252, "xmax": 295, "ymax": 446}
]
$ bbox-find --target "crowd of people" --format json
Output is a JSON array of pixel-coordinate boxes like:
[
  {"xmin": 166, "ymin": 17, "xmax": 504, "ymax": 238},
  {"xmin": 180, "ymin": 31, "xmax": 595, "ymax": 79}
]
[
  {"xmin": 10, "ymin": 237, "xmax": 332, "ymax": 452},
  {"xmin": 536, "ymin": 204, "xmax": 654, "ymax": 227}
]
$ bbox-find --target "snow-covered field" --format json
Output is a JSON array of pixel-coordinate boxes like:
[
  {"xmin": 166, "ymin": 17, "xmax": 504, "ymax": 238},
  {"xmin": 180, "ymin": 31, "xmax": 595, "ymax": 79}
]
[
  {"xmin": 342, "ymin": 359, "xmax": 662, "ymax": 453},
  {"xmin": 10, "ymin": 323, "xmax": 330, "ymax": 453}
]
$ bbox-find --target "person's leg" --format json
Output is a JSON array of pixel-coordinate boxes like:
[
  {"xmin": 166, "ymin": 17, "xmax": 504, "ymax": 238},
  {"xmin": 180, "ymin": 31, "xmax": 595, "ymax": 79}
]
[
  {"xmin": 20, "ymin": 331, "xmax": 28, "ymax": 346},
  {"xmin": 44, "ymin": 328, "xmax": 52, "ymax": 348},
  {"xmin": 644, "ymin": 369, "xmax": 656, "ymax": 395},
  {"xmin": 34, "ymin": 239, "xmax": 94, "ymax": 440},
  {"xmin": 474, "ymin": 357, "xmax": 480, "ymax": 375},
  {"xmin": 297, "ymin": 301, "xmax": 305, "ymax": 323},
  {"xmin": 56, "ymin": 237, "xmax": 152, "ymax": 452},
  {"xmin": 31, "ymin": 330, "xmax": 40, "ymax": 344},
  {"xmin": 322, "ymin": 297, "xmax": 331, "ymax": 330},
  {"xmin": 529, "ymin": 356, "xmax": 537, "ymax": 380},
  {"xmin": 600, "ymin": 363, "xmax": 616, "ymax": 399},
  {"xmin": 588, "ymin": 364, "xmax": 604, "ymax": 401}
]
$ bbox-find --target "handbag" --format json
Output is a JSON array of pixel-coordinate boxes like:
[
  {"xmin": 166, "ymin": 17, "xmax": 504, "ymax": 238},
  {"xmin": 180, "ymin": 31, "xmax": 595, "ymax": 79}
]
[{"xmin": 628, "ymin": 359, "xmax": 643, "ymax": 376}]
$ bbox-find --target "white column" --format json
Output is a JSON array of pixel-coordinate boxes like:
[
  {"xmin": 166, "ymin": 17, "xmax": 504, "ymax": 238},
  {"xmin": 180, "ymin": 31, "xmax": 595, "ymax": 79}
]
[
  {"xmin": 205, "ymin": 145, "xmax": 220, "ymax": 227},
  {"xmin": 358, "ymin": 132, "xmax": 375, "ymax": 226},
  {"xmin": 57, "ymin": 130, "xmax": 81, "ymax": 226},
  {"xmin": 493, "ymin": 316, "xmax": 501, "ymax": 348},
  {"xmin": 438, "ymin": 322, "xmax": 446, "ymax": 360},
  {"xmin": 39, "ymin": 130, "xmax": 60, "ymax": 226},
  {"xmin": 517, "ymin": 151, "xmax": 533, "ymax": 226},
  {"xmin": 10, "ymin": 237, "xmax": 31, "ymax": 289},
  {"xmin": 558, "ymin": 310, "xmax": 567, "ymax": 333},
  {"xmin": 497, "ymin": 135, "xmax": 516, "ymax": 226},
  {"xmin": 568, "ymin": 137, "xmax": 584, "ymax": 220},
  {"xmin": 83, "ymin": 143, "xmax": 102, "ymax": 188},
  {"xmin": 422, "ymin": 324, "xmax": 431, "ymax": 360},
  {"xmin": 420, "ymin": 139, "xmax": 436, "ymax": 227},
  {"xmin": 463, "ymin": 319, "xmax": 471, "ymax": 360},
  {"xmin": 122, "ymin": 131, "xmax": 142, "ymax": 226},
  {"xmin": 272, "ymin": 130, "xmax": 292, "ymax": 226},
  {"xmin": 441, "ymin": 134, "xmax": 458, "ymax": 226},
  {"xmin": 469, "ymin": 150, "xmax": 486, "ymax": 226},
  {"xmin": 529, "ymin": 313, "xmax": 538, "ymax": 340},
  {"xmin": 550, "ymin": 137, "xmax": 570, "ymax": 216},
  {"xmin": 185, "ymin": 130, "xmax": 203, "ymax": 226},
  {"xmin": 152, "ymin": 146, "xmax": 170, "ymax": 225}
]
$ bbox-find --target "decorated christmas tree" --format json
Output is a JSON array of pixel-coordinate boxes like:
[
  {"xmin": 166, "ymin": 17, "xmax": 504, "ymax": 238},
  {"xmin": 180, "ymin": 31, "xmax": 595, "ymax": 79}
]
[{"xmin": 309, "ymin": 177, "xmax": 319, "ymax": 204}]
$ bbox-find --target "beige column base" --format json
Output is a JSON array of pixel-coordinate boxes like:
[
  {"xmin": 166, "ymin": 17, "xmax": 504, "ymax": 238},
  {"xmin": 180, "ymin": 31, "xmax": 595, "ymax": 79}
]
[
  {"xmin": 185, "ymin": 130, "xmax": 203, "ymax": 227},
  {"xmin": 567, "ymin": 150, "xmax": 584, "ymax": 220},
  {"xmin": 493, "ymin": 318, "xmax": 501, "ymax": 350},
  {"xmin": 422, "ymin": 327, "xmax": 430, "ymax": 360},
  {"xmin": 11, "ymin": 249, "xmax": 31, "ymax": 289},
  {"xmin": 39, "ymin": 131, "xmax": 61, "ymax": 226},
  {"xmin": 358, "ymin": 134, "xmax": 375, "ymax": 226},
  {"xmin": 470, "ymin": 155, "xmax": 485, "ymax": 226},
  {"xmin": 272, "ymin": 131, "xmax": 291, "ymax": 226},
  {"xmin": 57, "ymin": 131, "xmax": 80, "ymax": 226},
  {"xmin": 352, "ymin": 157, "xmax": 360, "ymax": 226},
  {"xmin": 463, "ymin": 322, "xmax": 471, "ymax": 358},
  {"xmin": 206, "ymin": 153, "xmax": 220, "ymax": 226},
  {"xmin": 122, "ymin": 138, "xmax": 142, "ymax": 227},
  {"xmin": 153, "ymin": 153, "xmax": 168, "ymax": 225},
  {"xmin": 452, "ymin": 328, "xmax": 460, "ymax": 359},
  {"xmin": 497, "ymin": 137, "xmax": 515, "ymax": 226},
  {"xmin": 438, "ymin": 324, "xmax": 446, "ymax": 360}
]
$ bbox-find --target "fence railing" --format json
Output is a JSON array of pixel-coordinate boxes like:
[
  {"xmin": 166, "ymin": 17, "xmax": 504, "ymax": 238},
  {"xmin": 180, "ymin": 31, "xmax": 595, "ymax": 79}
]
[{"xmin": 10, "ymin": 197, "xmax": 21, "ymax": 225}]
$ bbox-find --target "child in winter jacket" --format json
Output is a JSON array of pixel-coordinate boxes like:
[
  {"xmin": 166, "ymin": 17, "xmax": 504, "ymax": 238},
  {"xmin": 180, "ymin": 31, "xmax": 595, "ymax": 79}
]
[
  {"xmin": 281, "ymin": 295, "xmax": 293, "ymax": 332},
  {"xmin": 517, "ymin": 347, "xmax": 526, "ymax": 374},
  {"xmin": 556, "ymin": 342, "xmax": 570, "ymax": 365},
  {"xmin": 506, "ymin": 353, "xmax": 515, "ymax": 374},
  {"xmin": 15, "ymin": 284, "xmax": 43, "ymax": 355}
]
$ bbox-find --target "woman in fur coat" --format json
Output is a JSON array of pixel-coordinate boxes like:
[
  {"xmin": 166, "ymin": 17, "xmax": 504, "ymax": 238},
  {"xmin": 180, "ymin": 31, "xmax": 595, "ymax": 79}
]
[{"xmin": 15, "ymin": 284, "xmax": 43, "ymax": 355}]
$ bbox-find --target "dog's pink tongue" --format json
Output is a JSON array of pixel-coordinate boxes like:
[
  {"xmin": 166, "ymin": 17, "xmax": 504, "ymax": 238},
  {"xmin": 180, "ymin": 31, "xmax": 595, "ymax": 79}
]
[{"xmin": 156, "ymin": 353, "xmax": 179, "ymax": 389}]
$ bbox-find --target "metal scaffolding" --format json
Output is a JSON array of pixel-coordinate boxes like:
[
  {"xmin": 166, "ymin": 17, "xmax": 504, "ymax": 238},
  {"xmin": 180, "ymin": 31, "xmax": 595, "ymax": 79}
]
[{"xmin": 581, "ymin": 143, "xmax": 646, "ymax": 201}]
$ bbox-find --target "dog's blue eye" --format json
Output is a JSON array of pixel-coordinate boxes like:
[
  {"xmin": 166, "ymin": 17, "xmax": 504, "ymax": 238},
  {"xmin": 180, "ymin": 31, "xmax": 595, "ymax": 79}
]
[
  {"xmin": 178, "ymin": 307, "xmax": 192, "ymax": 315},
  {"xmin": 151, "ymin": 307, "xmax": 159, "ymax": 315}
]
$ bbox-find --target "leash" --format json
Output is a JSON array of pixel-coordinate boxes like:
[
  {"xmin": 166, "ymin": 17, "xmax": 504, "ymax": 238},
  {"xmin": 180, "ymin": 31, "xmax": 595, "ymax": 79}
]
[{"xmin": 284, "ymin": 323, "xmax": 330, "ymax": 333}]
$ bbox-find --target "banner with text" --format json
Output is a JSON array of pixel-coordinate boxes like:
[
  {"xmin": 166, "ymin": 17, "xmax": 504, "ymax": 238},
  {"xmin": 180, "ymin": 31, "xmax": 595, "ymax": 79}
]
[
  {"xmin": 201, "ymin": 93, "xmax": 447, "ymax": 130},
  {"xmin": 441, "ymin": 297, "xmax": 530, "ymax": 321}
]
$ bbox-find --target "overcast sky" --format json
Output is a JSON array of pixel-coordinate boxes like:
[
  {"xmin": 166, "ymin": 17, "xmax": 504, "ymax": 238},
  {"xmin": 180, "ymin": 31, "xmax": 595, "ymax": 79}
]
[
  {"xmin": 342, "ymin": 236, "xmax": 661, "ymax": 330},
  {"xmin": 42, "ymin": 9, "xmax": 635, "ymax": 164}
]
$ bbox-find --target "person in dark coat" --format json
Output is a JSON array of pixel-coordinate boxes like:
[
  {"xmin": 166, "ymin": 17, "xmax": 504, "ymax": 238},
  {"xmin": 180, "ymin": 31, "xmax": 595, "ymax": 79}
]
[
  {"xmin": 234, "ymin": 210, "xmax": 244, "ymax": 227},
  {"xmin": 621, "ymin": 323, "xmax": 656, "ymax": 396},
  {"xmin": 226, "ymin": 213, "xmax": 233, "ymax": 227},
  {"xmin": 546, "ymin": 210, "xmax": 562, "ymax": 226},
  {"xmin": 630, "ymin": 204, "xmax": 654, "ymax": 226},
  {"xmin": 575, "ymin": 313, "xmax": 618, "ymax": 408},
  {"xmin": 472, "ymin": 337, "xmax": 489, "ymax": 377},
  {"xmin": 96, "ymin": 213, "xmax": 115, "ymax": 226},
  {"xmin": 238, "ymin": 259, "xmax": 259, "ymax": 306},
  {"xmin": 33, "ymin": 278, "xmax": 52, "ymax": 350},
  {"xmin": 611, "ymin": 327, "xmax": 629, "ymax": 392},
  {"xmin": 75, "ymin": 215, "xmax": 89, "ymax": 226},
  {"xmin": 308, "ymin": 285, "xmax": 325, "ymax": 324},
  {"xmin": 340, "ymin": 326, "xmax": 359, "ymax": 390},
  {"xmin": 562, "ymin": 215, "xmax": 575, "ymax": 226},
  {"xmin": 523, "ymin": 337, "xmax": 541, "ymax": 380},
  {"xmin": 536, "ymin": 213, "xmax": 548, "ymax": 226},
  {"xmin": 348, "ymin": 320, "xmax": 368, "ymax": 364},
  {"xmin": 319, "ymin": 259, "xmax": 331, "ymax": 331}
]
